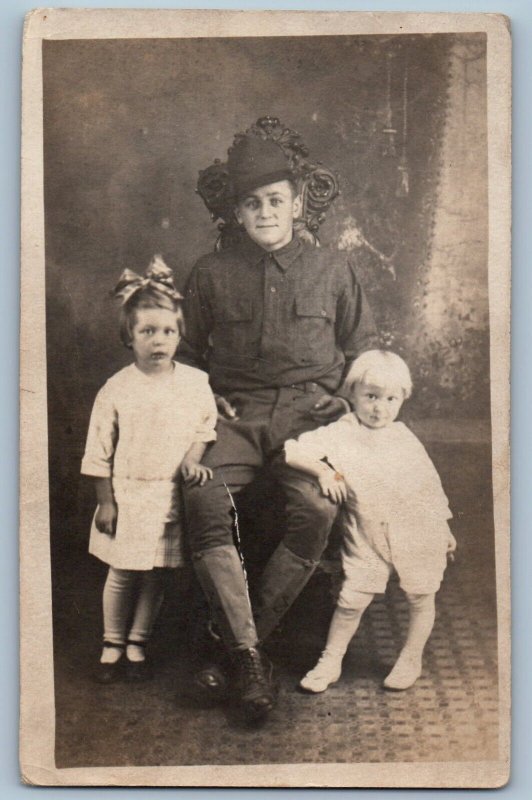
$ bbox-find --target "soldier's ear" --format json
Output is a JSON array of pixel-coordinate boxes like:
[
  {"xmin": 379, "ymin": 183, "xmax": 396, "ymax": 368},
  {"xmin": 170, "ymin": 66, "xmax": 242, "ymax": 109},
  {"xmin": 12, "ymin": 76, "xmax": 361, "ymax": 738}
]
[{"xmin": 292, "ymin": 193, "xmax": 302, "ymax": 218}]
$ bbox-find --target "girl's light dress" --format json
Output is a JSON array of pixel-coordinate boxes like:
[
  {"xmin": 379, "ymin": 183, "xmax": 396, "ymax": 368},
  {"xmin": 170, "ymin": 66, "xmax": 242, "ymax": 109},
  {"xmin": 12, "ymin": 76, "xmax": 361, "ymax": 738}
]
[
  {"xmin": 81, "ymin": 362, "xmax": 217, "ymax": 570},
  {"xmin": 285, "ymin": 414, "xmax": 452, "ymax": 597}
]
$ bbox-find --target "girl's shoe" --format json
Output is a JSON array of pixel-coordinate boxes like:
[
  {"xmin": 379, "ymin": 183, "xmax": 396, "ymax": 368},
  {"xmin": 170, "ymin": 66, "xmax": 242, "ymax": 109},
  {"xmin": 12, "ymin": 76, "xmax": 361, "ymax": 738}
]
[
  {"xmin": 125, "ymin": 640, "xmax": 153, "ymax": 682},
  {"xmin": 125, "ymin": 659, "xmax": 153, "ymax": 682},
  {"xmin": 383, "ymin": 652, "xmax": 422, "ymax": 691},
  {"xmin": 299, "ymin": 651, "xmax": 342, "ymax": 693},
  {"xmin": 93, "ymin": 642, "xmax": 125, "ymax": 684}
]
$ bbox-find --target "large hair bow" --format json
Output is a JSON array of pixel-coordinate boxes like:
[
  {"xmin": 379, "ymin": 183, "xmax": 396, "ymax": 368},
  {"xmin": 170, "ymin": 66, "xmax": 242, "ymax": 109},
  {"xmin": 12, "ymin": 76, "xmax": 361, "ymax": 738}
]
[{"xmin": 112, "ymin": 255, "xmax": 183, "ymax": 306}]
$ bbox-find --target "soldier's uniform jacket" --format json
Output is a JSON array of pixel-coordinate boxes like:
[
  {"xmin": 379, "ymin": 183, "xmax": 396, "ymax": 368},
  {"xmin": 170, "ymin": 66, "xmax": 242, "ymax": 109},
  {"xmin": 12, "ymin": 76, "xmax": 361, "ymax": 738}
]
[{"xmin": 178, "ymin": 234, "xmax": 378, "ymax": 395}]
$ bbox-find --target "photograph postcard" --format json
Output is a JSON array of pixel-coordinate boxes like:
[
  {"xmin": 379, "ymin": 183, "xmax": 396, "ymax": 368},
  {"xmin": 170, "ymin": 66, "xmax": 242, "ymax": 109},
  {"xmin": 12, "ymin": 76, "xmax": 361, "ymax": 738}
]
[{"xmin": 20, "ymin": 8, "xmax": 511, "ymax": 788}]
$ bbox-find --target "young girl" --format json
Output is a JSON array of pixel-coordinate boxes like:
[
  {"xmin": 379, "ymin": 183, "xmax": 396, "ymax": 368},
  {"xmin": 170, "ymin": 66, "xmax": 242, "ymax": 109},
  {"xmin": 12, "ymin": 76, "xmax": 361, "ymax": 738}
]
[
  {"xmin": 81, "ymin": 257, "xmax": 217, "ymax": 683},
  {"xmin": 284, "ymin": 350, "xmax": 456, "ymax": 692}
]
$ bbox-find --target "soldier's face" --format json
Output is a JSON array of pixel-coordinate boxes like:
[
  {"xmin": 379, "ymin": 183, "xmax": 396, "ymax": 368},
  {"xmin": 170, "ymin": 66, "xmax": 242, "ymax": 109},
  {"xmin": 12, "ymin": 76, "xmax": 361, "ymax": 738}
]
[{"xmin": 235, "ymin": 180, "xmax": 301, "ymax": 251}]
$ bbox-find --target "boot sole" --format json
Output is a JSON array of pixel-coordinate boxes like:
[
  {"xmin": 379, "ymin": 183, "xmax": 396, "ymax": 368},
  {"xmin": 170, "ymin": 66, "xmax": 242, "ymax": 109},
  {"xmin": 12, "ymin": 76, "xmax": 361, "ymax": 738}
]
[{"xmin": 242, "ymin": 697, "xmax": 275, "ymax": 722}]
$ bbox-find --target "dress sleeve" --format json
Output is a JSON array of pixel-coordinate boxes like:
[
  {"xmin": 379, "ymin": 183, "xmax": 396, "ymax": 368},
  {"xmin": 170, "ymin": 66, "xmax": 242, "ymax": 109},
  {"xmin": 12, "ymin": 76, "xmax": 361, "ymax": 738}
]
[
  {"xmin": 192, "ymin": 375, "xmax": 218, "ymax": 444},
  {"xmin": 80, "ymin": 382, "xmax": 119, "ymax": 478}
]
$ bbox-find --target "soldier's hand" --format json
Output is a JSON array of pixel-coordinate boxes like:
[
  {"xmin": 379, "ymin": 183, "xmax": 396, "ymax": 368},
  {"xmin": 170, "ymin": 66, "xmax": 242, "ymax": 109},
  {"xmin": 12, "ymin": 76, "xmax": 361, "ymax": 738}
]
[
  {"xmin": 214, "ymin": 394, "xmax": 239, "ymax": 420},
  {"xmin": 309, "ymin": 394, "xmax": 350, "ymax": 422}
]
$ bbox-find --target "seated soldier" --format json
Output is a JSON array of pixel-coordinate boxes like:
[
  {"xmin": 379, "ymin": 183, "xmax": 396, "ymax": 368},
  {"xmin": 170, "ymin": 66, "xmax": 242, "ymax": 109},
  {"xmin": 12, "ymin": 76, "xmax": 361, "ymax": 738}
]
[{"xmin": 178, "ymin": 117, "xmax": 378, "ymax": 721}]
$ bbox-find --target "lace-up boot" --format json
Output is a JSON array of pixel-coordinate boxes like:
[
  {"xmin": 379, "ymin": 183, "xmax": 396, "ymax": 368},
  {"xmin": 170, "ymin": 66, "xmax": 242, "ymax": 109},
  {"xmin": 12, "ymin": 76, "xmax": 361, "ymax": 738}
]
[{"xmin": 234, "ymin": 646, "xmax": 275, "ymax": 720}]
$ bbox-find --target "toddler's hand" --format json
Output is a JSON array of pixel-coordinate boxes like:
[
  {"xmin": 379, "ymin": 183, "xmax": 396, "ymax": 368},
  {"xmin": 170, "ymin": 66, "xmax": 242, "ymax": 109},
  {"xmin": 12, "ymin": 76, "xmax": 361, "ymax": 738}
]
[
  {"xmin": 317, "ymin": 469, "xmax": 347, "ymax": 504},
  {"xmin": 446, "ymin": 531, "xmax": 457, "ymax": 562},
  {"xmin": 181, "ymin": 460, "xmax": 213, "ymax": 487},
  {"xmin": 95, "ymin": 501, "xmax": 117, "ymax": 536}
]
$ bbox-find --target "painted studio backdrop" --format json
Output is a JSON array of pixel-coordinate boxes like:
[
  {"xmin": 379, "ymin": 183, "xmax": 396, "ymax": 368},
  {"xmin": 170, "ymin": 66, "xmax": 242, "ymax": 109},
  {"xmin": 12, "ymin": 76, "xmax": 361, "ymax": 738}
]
[
  {"xmin": 44, "ymin": 34, "xmax": 489, "ymax": 523},
  {"xmin": 43, "ymin": 33, "xmax": 496, "ymax": 767}
]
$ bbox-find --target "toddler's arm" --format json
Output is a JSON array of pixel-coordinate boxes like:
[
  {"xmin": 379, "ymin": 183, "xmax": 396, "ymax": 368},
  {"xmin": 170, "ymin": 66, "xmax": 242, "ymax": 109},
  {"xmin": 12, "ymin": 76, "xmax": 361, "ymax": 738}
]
[
  {"xmin": 284, "ymin": 440, "xmax": 346, "ymax": 505},
  {"xmin": 181, "ymin": 442, "xmax": 213, "ymax": 488},
  {"xmin": 94, "ymin": 477, "xmax": 117, "ymax": 535}
]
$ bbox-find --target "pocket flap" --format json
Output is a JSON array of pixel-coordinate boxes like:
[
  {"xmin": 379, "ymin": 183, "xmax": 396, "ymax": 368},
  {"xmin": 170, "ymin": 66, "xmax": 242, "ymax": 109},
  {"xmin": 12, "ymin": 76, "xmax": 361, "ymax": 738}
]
[{"xmin": 295, "ymin": 296, "xmax": 334, "ymax": 320}]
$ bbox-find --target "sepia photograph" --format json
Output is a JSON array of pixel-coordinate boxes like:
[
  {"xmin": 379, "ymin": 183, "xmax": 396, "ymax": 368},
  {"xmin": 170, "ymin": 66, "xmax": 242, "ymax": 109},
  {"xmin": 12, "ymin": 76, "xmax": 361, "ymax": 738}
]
[{"xmin": 20, "ymin": 9, "xmax": 510, "ymax": 787}]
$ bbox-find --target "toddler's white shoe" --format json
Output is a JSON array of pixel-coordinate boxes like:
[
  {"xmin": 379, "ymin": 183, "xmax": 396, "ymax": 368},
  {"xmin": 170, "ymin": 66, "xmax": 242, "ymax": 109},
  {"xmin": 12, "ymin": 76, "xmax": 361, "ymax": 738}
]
[
  {"xmin": 383, "ymin": 652, "xmax": 422, "ymax": 691},
  {"xmin": 299, "ymin": 651, "xmax": 342, "ymax": 693}
]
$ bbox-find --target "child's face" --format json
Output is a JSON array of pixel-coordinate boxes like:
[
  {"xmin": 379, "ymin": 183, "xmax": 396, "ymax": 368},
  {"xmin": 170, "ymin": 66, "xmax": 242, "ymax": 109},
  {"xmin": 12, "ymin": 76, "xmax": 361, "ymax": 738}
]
[
  {"xmin": 235, "ymin": 180, "xmax": 301, "ymax": 252},
  {"xmin": 130, "ymin": 307, "xmax": 181, "ymax": 374},
  {"xmin": 352, "ymin": 381, "xmax": 404, "ymax": 429}
]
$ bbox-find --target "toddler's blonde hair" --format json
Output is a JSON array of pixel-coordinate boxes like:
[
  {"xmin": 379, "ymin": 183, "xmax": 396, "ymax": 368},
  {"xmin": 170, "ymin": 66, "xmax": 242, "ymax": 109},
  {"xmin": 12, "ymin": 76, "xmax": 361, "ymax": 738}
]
[{"xmin": 344, "ymin": 350, "xmax": 413, "ymax": 399}]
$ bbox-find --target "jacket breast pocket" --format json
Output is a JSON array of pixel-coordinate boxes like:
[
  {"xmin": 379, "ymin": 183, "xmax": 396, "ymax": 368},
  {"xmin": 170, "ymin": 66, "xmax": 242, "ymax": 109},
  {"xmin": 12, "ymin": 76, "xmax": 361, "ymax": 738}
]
[
  {"xmin": 213, "ymin": 298, "xmax": 257, "ymax": 359},
  {"xmin": 294, "ymin": 295, "xmax": 337, "ymax": 364}
]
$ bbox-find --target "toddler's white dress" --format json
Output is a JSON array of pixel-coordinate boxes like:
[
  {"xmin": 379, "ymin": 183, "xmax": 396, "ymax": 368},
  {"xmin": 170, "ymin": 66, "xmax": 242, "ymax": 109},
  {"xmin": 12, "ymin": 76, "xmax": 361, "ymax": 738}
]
[
  {"xmin": 81, "ymin": 362, "xmax": 217, "ymax": 570},
  {"xmin": 285, "ymin": 414, "xmax": 452, "ymax": 596}
]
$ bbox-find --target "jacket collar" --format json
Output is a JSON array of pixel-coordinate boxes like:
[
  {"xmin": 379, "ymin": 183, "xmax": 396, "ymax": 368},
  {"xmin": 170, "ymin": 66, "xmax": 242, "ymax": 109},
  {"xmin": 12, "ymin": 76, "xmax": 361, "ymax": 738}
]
[{"xmin": 241, "ymin": 234, "xmax": 302, "ymax": 272}]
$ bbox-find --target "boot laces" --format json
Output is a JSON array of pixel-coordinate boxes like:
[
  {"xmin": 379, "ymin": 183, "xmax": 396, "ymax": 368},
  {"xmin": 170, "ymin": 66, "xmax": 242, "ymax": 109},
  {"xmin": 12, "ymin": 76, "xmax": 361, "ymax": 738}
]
[{"xmin": 240, "ymin": 648, "xmax": 268, "ymax": 690}]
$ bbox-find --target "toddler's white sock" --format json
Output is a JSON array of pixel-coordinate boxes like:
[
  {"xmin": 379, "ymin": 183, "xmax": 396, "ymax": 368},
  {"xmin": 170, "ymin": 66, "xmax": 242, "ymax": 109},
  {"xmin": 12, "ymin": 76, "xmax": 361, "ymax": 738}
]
[
  {"xmin": 384, "ymin": 592, "xmax": 435, "ymax": 690},
  {"xmin": 300, "ymin": 602, "xmax": 371, "ymax": 693},
  {"xmin": 300, "ymin": 649, "xmax": 343, "ymax": 693}
]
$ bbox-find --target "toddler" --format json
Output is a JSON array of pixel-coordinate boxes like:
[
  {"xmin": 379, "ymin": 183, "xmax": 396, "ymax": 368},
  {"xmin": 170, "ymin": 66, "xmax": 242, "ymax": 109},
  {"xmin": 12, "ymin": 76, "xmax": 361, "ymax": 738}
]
[
  {"xmin": 81, "ymin": 257, "xmax": 217, "ymax": 683},
  {"xmin": 284, "ymin": 350, "xmax": 456, "ymax": 692}
]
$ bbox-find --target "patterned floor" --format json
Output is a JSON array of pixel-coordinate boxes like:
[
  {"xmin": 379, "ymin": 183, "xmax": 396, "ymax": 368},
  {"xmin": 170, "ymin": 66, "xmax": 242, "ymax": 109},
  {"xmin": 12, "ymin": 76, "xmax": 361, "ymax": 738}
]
[{"xmin": 52, "ymin": 441, "xmax": 499, "ymax": 768}]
